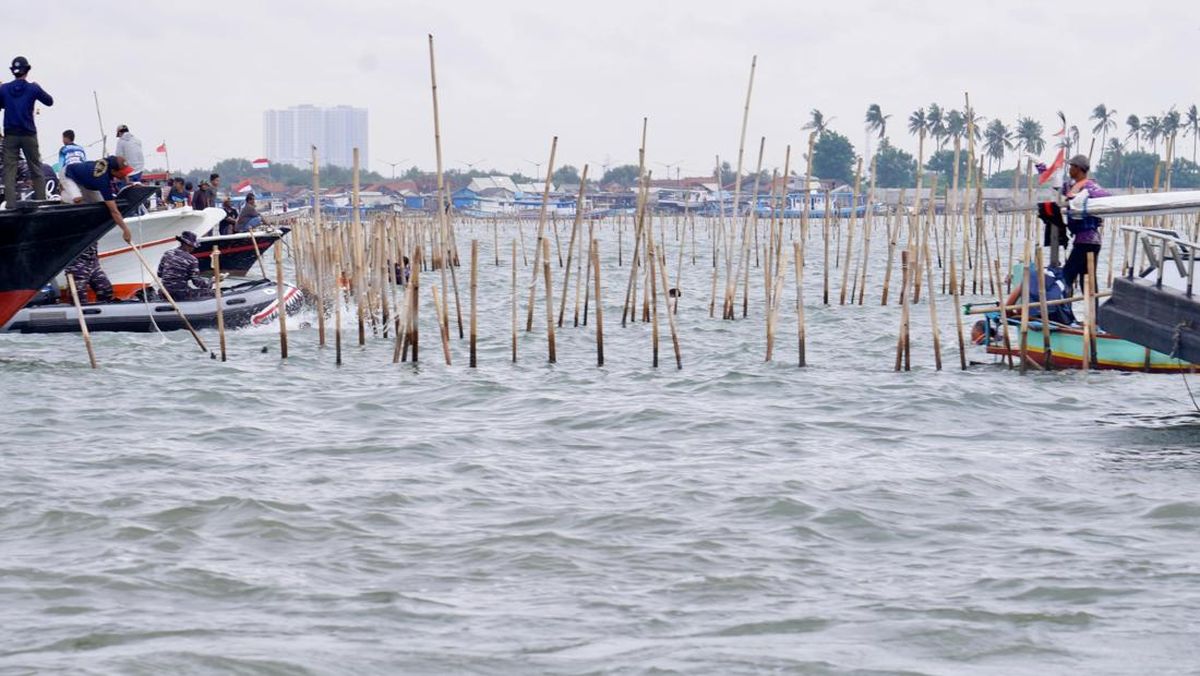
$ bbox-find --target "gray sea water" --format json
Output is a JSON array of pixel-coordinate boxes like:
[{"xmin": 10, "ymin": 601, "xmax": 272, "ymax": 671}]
[{"xmin": 3, "ymin": 219, "xmax": 1200, "ymax": 674}]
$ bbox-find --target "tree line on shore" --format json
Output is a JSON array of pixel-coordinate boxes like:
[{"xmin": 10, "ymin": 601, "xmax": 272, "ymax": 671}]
[{"xmin": 178, "ymin": 102, "xmax": 1200, "ymax": 193}]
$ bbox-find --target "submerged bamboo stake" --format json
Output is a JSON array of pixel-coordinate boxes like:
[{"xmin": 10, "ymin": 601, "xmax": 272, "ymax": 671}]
[
  {"xmin": 408, "ymin": 245, "xmax": 422, "ymax": 362},
  {"xmin": 65, "ymin": 273, "xmax": 97, "ymax": 369},
  {"xmin": 591, "ymin": 238, "xmax": 604, "ymax": 366},
  {"xmin": 470, "ymin": 239, "xmax": 478, "ymax": 367},
  {"xmin": 649, "ymin": 237, "xmax": 660, "ymax": 367},
  {"xmin": 894, "ymin": 250, "xmax": 911, "ymax": 371},
  {"xmin": 352, "ymin": 148, "xmax": 366, "ymax": 346},
  {"xmin": 840, "ymin": 158, "xmax": 863, "ymax": 304},
  {"xmin": 212, "ymin": 247, "xmax": 227, "ymax": 362}
]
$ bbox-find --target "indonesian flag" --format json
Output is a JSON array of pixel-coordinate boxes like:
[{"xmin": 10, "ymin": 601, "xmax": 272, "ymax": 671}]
[
  {"xmin": 233, "ymin": 178, "xmax": 253, "ymax": 194},
  {"xmin": 252, "ymin": 158, "xmax": 270, "ymax": 169},
  {"xmin": 156, "ymin": 142, "xmax": 167, "ymax": 153},
  {"xmin": 1038, "ymin": 148, "xmax": 1065, "ymax": 185}
]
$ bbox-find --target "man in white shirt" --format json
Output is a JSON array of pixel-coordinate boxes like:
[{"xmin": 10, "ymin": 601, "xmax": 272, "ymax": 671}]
[{"xmin": 114, "ymin": 124, "xmax": 144, "ymax": 183}]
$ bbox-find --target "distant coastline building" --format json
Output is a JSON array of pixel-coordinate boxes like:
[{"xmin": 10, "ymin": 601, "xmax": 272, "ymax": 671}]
[{"xmin": 263, "ymin": 105, "xmax": 368, "ymax": 169}]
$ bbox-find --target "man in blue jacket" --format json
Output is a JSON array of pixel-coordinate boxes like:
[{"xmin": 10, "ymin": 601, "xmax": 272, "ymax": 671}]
[{"xmin": 0, "ymin": 56, "xmax": 53, "ymax": 208}]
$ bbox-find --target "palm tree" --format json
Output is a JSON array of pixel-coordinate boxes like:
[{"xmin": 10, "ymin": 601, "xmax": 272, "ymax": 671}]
[
  {"xmin": 908, "ymin": 107, "xmax": 929, "ymax": 195},
  {"xmin": 1016, "ymin": 117, "xmax": 1045, "ymax": 156},
  {"xmin": 804, "ymin": 109, "xmax": 832, "ymax": 137},
  {"xmin": 1184, "ymin": 104, "xmax": 1200, "ymax": 165},
  {"xmin": 865, "ymin": 104, "xmax": 889, "ymax": 140},
  {"xmin": 1068, "ymin": 125, "xmax": 1080, "ymax": 155},
  {"xmin": 1162, "ymin": 108, "xmax": 1182, "ymax": 187},
  {"xmin": 1142, "ymin": 115, "xmax": 1163, "ymax": 155},
  {"xmin": 983, "ymin": 119, "xmax": 1012, "ymax": 176},
  {"xmin": 926, "ymin": 103, "xmax": 946, "ymax": 150},
  {"xmin": 1104, "ymin": 138, "xmax": 1125, "ymax": 185},
  {"xmin": 1126, "ymin": 114, "xmax": 1142, "ymax": 152},
  {"xmin": 1091, "ymin": 104, "xmax": 1117, "ymax": 165},
  {"xmin": 962, "ymin": 105, "xmax": 984, "ymax": 143}
]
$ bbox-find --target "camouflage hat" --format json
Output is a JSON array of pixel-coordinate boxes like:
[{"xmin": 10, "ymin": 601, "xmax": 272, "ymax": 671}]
[{"xmin": 176, "ymin": 231, "xmax": 200, "ymax": 247}]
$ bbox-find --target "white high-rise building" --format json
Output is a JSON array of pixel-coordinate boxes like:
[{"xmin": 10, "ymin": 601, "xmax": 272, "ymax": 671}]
[{"xmin": 263, "ymin": 105, "xmax": 368, "ymax": 169}]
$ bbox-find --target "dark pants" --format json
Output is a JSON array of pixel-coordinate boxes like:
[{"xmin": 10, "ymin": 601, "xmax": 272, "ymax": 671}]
[
  {"xmin": 164, "ymin": 285, "xmax": 213, "ymax": 301},
  {"xmin": 1064, "ymin": 242, "xmax": 1102, "ymax": 296},
  {"xmin": 65, "ymin": 246, "xmax": 114, "ymax": 302},
  {"xmin": 2, "ymin": 133, "xmax": 45, "ymax": 206}
]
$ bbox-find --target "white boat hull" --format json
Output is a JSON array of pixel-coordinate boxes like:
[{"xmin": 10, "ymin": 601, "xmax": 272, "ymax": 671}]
[{"xmin": 64, "ymin": 207, "xmax": 224, "ymax": 300}]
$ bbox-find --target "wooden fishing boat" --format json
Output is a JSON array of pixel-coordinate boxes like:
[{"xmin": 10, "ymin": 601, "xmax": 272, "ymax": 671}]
[{"xmin": 980, "ymin": 314, "xmax": 1193, "ymax": 373}]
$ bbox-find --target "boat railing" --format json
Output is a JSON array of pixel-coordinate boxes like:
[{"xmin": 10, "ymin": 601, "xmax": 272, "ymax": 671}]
[{"xmin": 1122, "ymin": 225, "xmax": 1199, "ymax": 298}]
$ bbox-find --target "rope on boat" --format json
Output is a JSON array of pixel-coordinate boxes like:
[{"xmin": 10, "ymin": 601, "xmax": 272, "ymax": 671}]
[{"xmin": 1169, "ymin": 321, "xmax": 1200, "ymax": 414}]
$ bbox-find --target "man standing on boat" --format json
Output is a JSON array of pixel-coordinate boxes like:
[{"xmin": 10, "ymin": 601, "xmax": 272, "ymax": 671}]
[
  {"xmin": 0, "ymin": 56, "xmax": 53, "ymax": 208},
  {"xmin": 157, "ymin": 231, "xmax": 212, "ymax": 301},
  {"xmin": 235, "ymin": 192, "xmax": 263, "ymax": 231},
  {"xmin": 62, "ymin": 155, "xmax": 135, "ymax": 243},
  {"xmin": 1036, "ymin": 154, "xmax": 1109, "ymax": 295},
  {"xmin": 114, "ymin": 125, "xmax": 144, "ymax": 184}
]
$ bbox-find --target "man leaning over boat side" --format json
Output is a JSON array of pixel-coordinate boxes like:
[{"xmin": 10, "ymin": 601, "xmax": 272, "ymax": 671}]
[
  {"xmin": 62, "ymin": 155, "xmax": 136, "ymax": 243},
  {"xmin": 235, "ymin": 192, "xmax": 263, "ymax": 232},
  {"xmin": 1036, "ymin": 153, "xmax": 1109, "ymax": 295},
  {"xmin": 157, "ymin": 231, "xmax": 213, "ymax": 301},
  {"xmin": 0, "ymin": 56, "xmax": 53, "ymax": 208}
]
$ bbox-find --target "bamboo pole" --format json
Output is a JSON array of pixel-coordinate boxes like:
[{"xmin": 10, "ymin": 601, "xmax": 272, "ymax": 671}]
[
  {"xmin": 922, "ymin": 208, "xmax": 943, "ymax": 371},
  {"xmin": 432, "ymin": 285, "xmax": 451, "ymax": 365},
  {"xmin": 212, "ymin": 247, "xmax": 227, "ymax": 362},
  {"xmin": 312, "ymin": 147, "xmax": 326, "ymax": 347},
  {"xmin": 130, "ymin": 244, "xmax": 208, "ymax": 353},
  {"xmin": 542, "ymin": 238, "xmax": 556, "ymax": 363},
  {"xmin": 558, "ymin": 164, "xmax": 589, "ymax": 326},
  {"xmin": 274, "ymin": 239, "xmax": 289, "ymax": 359},
  {"xmin": 726, "ymin": 136, "xmax": 765, "ymax": 319},
  {"xmin": 658, "ymin": 248, "xmax": 682, "ymax": 369},
  {"xmin": 334, "ymin": 257, "xmax": 342, "ymax": 366},
  {"xmin": 526, "ymin": 136, "xmax": 559, "ymax": 331},
  {"xmin": 649, "ymin": 236, "xmax": 659, "ymax": 367},
  {"xmin": 894, "ymin": 250, "xmax": 911, "ymax": 371},
  {"xmin": 353, "ymin": 147, "xmax": 366, "ymax": 346},
  {"xmin": 65, "ymin": 273, "xmax": 98, "ymax": 369},
  {"xmin": 794, "ymin": 241, "xmax": 806, "ymax": 367},
  {"xmin": 947, "ymin": 240, "xmax": 966, "ymax": 369},
  {"xmin": 470, "ymin": 239, "xmax": 478, "ymax": 367},
  {"xmin": 1034, "ymin": 247, "xmax": 1053, "ymax": 369},
  {"xmin": 840, "ymin": 158, "xmax": 863, "ymax": 304},
  {"xmin": 511, "ymin": 239, "xmax": 518, "ymax": 363},
  {"xmin": 856, "ymin": 155, "xmax": 878, "ymax": 305},
  {"xmin": 408, "ymin": 245, "xmax": 422, "ymax": 362},
  {"xmin": 591, "ymin": 238, "xmax": 604, "ymax": 367}
]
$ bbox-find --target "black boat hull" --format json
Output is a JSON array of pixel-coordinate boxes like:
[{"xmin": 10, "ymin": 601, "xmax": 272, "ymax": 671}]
[
  {"xmin": 0, "ymin": 186, "xmax": 157, "ymax": 326},
  {"xmin": 193, "ymin": 228, "xmax": 290, "ymax": 276}
]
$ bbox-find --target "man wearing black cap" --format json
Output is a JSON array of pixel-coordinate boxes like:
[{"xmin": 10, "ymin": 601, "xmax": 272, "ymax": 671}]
[
  {"xmin": 157, "ymin": 231, "xmax": 213, "ymax": 300},
  {"xmin": 0, "ymin": 56, "xmax": 54, "ymax": 208}
]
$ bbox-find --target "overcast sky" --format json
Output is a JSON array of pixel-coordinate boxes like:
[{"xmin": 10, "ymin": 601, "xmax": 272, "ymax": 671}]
[{"xmin": 5, "ymin": 0, "xmax": 1197, "ymax": 178}]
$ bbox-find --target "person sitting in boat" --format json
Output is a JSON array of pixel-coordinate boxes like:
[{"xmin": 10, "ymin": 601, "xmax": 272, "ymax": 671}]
[
  {"xmin": 235, "ymin": 193, "xmax": 263, "ymax": 232},
  {"xmin": 1035, "ymin": 154, "xmax": 1110, "ymax": 296},
  {"xmin": 61, "ymin": 155, "xmax": 134, "ymax": 243},
  {"xmin": 1002, "ymin": 264, "xmax": 1076, "ymax": 326},
  {"xmin": 219, "ymin": 196, "xmax": 238, "ymax": 235},
  {"xmin": 157, "ymin": 231, "xmax": 212, "ymax": 301}
]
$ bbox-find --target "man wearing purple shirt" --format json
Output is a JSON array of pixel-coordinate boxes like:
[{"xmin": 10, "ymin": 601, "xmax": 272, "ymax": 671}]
[{"xmin": 1038, "ymin": 154, "xmax": 1110, "ymax": 294}]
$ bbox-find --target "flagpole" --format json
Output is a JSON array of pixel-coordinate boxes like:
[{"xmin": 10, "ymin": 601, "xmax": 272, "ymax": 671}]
[{"xmin": 164, "ymin": 142, "xmax": 171, "ymax": 175}]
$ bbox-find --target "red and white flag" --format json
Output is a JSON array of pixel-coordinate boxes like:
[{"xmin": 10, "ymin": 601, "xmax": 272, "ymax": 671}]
[
  {"xmin": 233, "ymin": 178, "xmax": 253, "ymax": 194},
  {"xmin": 1038, "ymin": 148, "xmax": 1065, "ymax": 185},
  {"xmin": 156, "ymin": 142, "xmax": 167, "ymax": 154},
  {"xmin": 252, "ymin": 158, "xmax": 270, "ymax": 169}
]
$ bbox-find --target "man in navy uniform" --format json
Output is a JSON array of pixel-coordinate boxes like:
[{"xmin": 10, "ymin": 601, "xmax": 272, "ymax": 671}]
[{"xmin": 157, "ymin": 231, "xmax": 212, "ymax": 301}]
